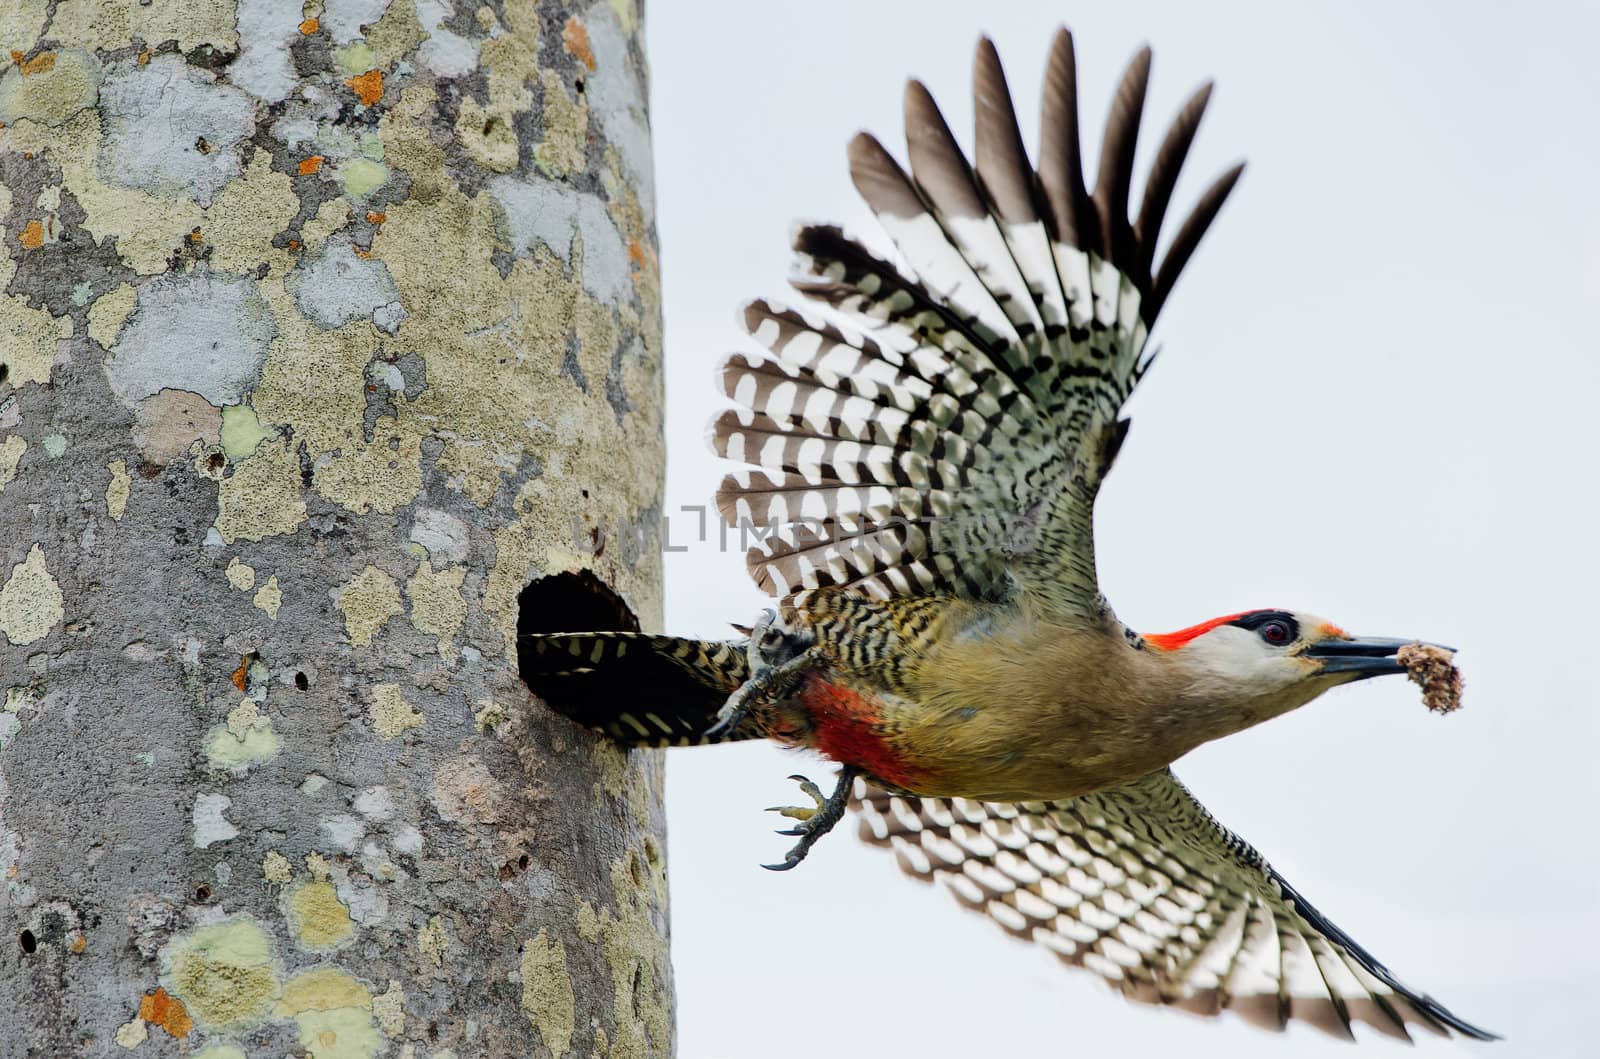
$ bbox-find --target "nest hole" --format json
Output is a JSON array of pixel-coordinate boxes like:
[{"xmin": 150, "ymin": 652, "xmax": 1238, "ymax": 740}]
[
  {"xmin": 517, "ymin": 569, "xmax": 638, "ymax": 638},
  {"xmin": 18, "ymin": 930, "xmax": 36, "ymax": 954}
]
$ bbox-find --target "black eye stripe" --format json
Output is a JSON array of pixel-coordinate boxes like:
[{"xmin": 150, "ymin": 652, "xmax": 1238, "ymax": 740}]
[{"xmin": 1229, "ymin": 610, "xmax": 1299, "ymax": 641}]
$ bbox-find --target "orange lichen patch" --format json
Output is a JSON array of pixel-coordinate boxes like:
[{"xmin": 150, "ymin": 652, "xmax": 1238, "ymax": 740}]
[
  {"xmin": 231, "ymin": 657, "xmax": 248, "ymax": 693},
  {"xmin": 8, "ymin": 51, "xmax": 21, "ymax": 66},
  {"xmin": 627, "ymin": 239, "xmax": 647, "ymax": 268},
  {"xmin": 299, "ymin": 18, "xmax": 320, "ymax": 35},
  {"xmin": 365, "ymin": 211, "xmax": 386, "ymax": 225},
  {"xmin": 187, "ymin": 227, "xmax": 204, "ymax": 245},
  {"xmin": 19, "ymin": 52, "xmax": 57, "ymax": 76},
  {"xmin": 298, "ymin": 156, "xmax": 325, "ymax": 176},
  {"xmin": 137, "ymin": 49, "xmax": 151, "ymax": 66},
  {"xmin": 287, "ymin": 238, "xmax": 302, "ymax": 252},
  {"xmin": 18, "ymin": 220, "xmax": 44, "ymax": 250},
  {"xmin": 563, "ymin": 16, "xmax": 596, "ymax": 70},
  {"xmin": 347, "ymin": 70, "xmax": 384, "ymax": 106},
  {"xmin": 139, "ymin": 987, "xmax": 195, "ymax": 1039},
  {"xmin": 69, "ymin": 934, "xmax": 86, "ymax": 954}
]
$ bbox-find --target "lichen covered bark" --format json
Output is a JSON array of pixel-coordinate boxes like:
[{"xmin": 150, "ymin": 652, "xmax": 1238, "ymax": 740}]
[{"xmin": 0, "ymin": 1, "xmax": 669, "ymax": 1055}]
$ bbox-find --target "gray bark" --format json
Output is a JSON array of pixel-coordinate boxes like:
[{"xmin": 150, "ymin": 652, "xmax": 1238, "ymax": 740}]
[{"xmin": 0, "ymin": 1, "xmax": 670, "ymax": 1056}]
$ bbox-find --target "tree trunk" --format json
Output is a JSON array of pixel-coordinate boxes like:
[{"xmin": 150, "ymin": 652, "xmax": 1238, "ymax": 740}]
[{"xmin": 0, "ymin": 2, "xmax": 669, "ymax": 1056}]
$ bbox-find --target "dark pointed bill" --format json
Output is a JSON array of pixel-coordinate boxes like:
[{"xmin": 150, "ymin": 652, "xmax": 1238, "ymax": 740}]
[{"xmin": 1307, "ymin": 636, "xmax": 1453, "ymax": 678}]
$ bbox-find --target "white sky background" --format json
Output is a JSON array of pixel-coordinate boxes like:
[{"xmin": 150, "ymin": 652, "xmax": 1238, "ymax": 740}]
[{"xmin": 643, "ymin": 2, "xmax": 1598, "ymax": 1056}]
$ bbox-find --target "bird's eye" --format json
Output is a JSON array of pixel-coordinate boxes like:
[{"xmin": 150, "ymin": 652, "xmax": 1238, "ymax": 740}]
[{"xmin": 1259, "ymin": 620, "xmax": 1293, "ymax": 646}]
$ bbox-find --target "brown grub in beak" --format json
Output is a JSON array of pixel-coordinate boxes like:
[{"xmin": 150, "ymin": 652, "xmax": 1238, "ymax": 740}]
[{"xmin": 1397, "ymin": 642, "xmax": 1463, "ymax": 714}]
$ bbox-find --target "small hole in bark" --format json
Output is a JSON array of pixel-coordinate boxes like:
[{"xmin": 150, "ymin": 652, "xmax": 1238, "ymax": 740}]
[
  {"xmin": 574, "ymin": 77, "xmax": 584, "ymax": 94},
  {"xmin": 294, "ymin": 671, "xmax": 309, "ymax": 691},
  {"xmin": 194, "ymin": 885, "xmax": 211, "ymax": 902},
  {"xmin": 205, "ymin": 453, "xmax": 225, "ymax": 473},
  {"xmin": 0, "ymin": 363, "xmax": 8, "ymax": 386},
  {"xmin": 19, "ymin": 930, "xmax": 36, "ymax": 954},
  {"xmin": 428, "ymin": 1021, "xmax": 439, "ymax": 1041},
  {"xmin": 518, "ymin": 853, "xmax": 530, "ymax": 870}
]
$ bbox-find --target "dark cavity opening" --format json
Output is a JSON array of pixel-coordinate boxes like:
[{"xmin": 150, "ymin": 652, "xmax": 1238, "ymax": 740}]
[
  {"xmin": 18, "ymin": 930, "xmax": 36, "ymax": 954},
  {"xmin": 293, "ymin": 671, "xmax": 309, "ymax": 691},
  {"xmin": 194, "ymin": 884, "xmax": 212, "ymax": 902},
  {"xmin": 517, "ymin": 569, "xmax": 638, "ymax": 638}
]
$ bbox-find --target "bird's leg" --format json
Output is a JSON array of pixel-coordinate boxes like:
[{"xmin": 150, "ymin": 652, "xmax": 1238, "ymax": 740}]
[
  {"xmin": 763, "ymin": 767, "xmax": 859, "ymax": 871},
  {"xmin": 705, "ymin": 609, "xmax": 818, "ymax": 738}
]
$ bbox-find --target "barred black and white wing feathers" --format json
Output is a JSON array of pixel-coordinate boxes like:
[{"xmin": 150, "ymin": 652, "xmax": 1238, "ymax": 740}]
[
  {"xmin": 713, "ymin": 31, "xmax": 1244, "ymax": 621},
  {"xmin": 854, "ymin": 770, "xmax": 1496, "ymax": 1042}
]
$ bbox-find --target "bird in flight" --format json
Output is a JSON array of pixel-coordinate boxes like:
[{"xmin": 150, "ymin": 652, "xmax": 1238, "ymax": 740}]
[{"xmin": 521, "ymin": 27, "xmax": 1492, "ymax": 1043}]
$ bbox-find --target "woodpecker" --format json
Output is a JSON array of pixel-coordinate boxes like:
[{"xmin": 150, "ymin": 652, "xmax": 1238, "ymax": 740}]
[{"xmin": 521, "ymin": 29, "xmax": 1493, "ymax": 1041}]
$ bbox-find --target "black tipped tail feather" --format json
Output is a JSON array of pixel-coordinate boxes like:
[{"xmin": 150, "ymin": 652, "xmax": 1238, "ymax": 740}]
[{"xmin": 519, "ymin": 633, "xmax": 758, "ymax": 746}]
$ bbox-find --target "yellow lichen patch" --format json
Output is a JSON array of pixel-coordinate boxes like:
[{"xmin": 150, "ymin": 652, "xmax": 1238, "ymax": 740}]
[
  {"xmin": 338, "ymin": 566, "xmax": 403, "ymax": 646},
  {"xmin": 276, "ymin": 967, "xmax": 381, "ymax": 1059},
  {"xmin": 0, "ymin": 545, "xmax": 64, "ymax": 647},
  {"xmin": 417, "ymin": 916, "xmax": 447, "ymax": 967},
  {"xmin": 472, "ymin": 698, "xmax": 506, "ymax": 734},
  {"xmin": 203, "ymin": 150, "xmax": 299, "ymax": 275},
  {"xmin": 406, "ymin": 560, "xmax": 465, "ymax": 655},
  {"xmin": 3, "ymin": 111, "xmax": 204, "ymax": 275},
  {"xmin": 339, "ymin": 157, "xmax": 388, "ymax": 199},
  {"xmin": 346, "ymin": 68, "xmax": 383, "ymax": 106},
  {"xmin": 133, "ymin": 389, "xmax": 222, "ymax": 464},
  {"xmin": 336, "ymin": 42, "xmax": 376, "ymax": 76},
  {"xmin": 533, "ymin": 69, "xmax": 588, "ymax": 177},
  {"xmin": 0, "ymin": 292, "xmax": 70, "ymax": 386},
  {"xmin": 220, "ymin": 403, "xmax": 276, "ymax": 460},
  {"xmin": 114, "ymin": 1016, "xmax": 147, "ymax": 1048},
  {"xmin": 225, "ymin": 557, "xmax": 256, "ymax": 591},
  {"xmin": 371, "ymin": 980, "xmax": 405, "ymax": 1038},
  {"xmin": 138, "ymin": 986, "xmax": 194, "ymax": 1039},
  {"xmin": 314, "ymin": 433, "xmax": 424, "ymax": 515},
  {"xmin": 574, "ymin": 850, "xmax": 673, "ymax": 1058},
  {"xmin": 368, "ymin": 683, "xmax": 422, "ymax": 739},
  {"xmin": 160, "ymin": 916, "xmax": 281, "ymax": 1032},
  {"xmin": 0, "ymin": 47, "xmax": 99, "ymax": 126},
  {"xmin": 205, "ymin": 697, "xmax": 280, "ymax": 770},
  {"xmin": 105, "ymin": 458, "xmax": 131, "ymax": 520},
  {"xmin": 262, "ymin": 850, "xmax": 293, "ymax": 885},
  {"xmin": 86, "ymin": 282, "xmax": 136, "ymax": 347},
  {"xmin": 0, "ymin": 436, "xmax": 26, "ymax": 494},
  {"xmin": 254, "ymin": 575, "xmax": 283, "ymax": 619},
  {"xmin": 213, "ymin": 437, "xmax": 308, "ymax": 543},
  {"xmin": 46, "ymin": 0, "xmax": 239, "ymax": 53},
  {"xmin": 455, "ymin": 96, "xmax": 518, "ymax": 173},
  {"xmin": 285, "ymin": 880, "xmax": 356, "ymax": 950},
  {"xmin": 520, "ymin": 931, "xmax": 575, "ymax": 1057}
]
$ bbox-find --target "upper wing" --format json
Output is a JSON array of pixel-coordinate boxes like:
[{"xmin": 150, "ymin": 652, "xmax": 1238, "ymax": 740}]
[
  {"xmin": 854, "ymin": 769, "xmax": 1496, "ymax": 1042},
  {"xmin": 713, "ymin": 31, "xmax": 1244, "ymax": 621}
]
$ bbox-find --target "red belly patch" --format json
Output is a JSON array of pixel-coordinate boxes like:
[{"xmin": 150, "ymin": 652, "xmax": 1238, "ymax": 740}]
[{"xmin": 797, "ymin": 674, "xmax": 922, "ymax": 790}]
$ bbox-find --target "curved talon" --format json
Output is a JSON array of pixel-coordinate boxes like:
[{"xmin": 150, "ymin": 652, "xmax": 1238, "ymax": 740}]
[{"xmin": 758, "ymin": 767, "xmax": 859, "ymax": 872}]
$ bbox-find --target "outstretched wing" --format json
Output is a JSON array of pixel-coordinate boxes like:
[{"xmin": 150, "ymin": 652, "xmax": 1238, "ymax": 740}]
[
  {"xmin": 713, "ymin": 31, "xmax": 1244, "ymax": 621},
  {"xmin": 854, "ymin": 770, "xmax": 1496, "ymax": 1042}
]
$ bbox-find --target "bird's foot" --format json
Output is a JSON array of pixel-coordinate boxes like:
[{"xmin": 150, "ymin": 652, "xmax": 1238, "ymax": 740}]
[
  {"xmin": 762, "ymin": 768, "xmax": 857, "ymax": 871},
  {"xmin": 705, "ymin": 610, "xmax": 816, "ymax": 739}
]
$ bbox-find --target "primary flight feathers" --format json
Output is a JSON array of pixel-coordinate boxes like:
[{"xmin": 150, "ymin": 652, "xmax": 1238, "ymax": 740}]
[{"xmin": 712, "ymin": 30, "xmax": 1243, "ymax": 620}]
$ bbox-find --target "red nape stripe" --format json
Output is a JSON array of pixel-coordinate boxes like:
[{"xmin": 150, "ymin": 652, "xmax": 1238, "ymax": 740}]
[
  {"xmin": 1144, "ymin": 611, "xmax": 1252, "ymax": 652},
  {"xmin": 798, "ymin": 675, "xmax": 922, "ymax": 791}
]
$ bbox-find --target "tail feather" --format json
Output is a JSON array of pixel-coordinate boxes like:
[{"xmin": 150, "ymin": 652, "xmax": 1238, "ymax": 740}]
[{"xmin": 519, "ymin": 632, "xmax": 756, "ymax": 746}]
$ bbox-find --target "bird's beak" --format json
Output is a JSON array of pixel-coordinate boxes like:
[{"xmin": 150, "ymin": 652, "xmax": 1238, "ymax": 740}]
[{"xmin": 1305, "ymin": 636, "xmax": 1452, "ymax": 679}]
